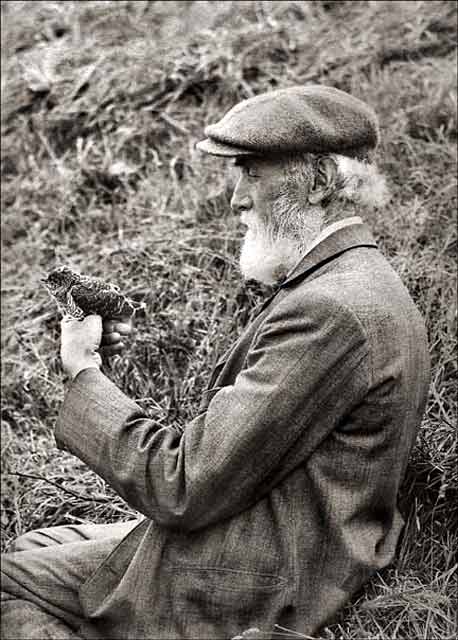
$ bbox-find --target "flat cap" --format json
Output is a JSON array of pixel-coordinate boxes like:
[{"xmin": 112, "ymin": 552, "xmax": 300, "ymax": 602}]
[{"xmin": 196, "ymin": 85, "xmax": 379, "ymax": 158}]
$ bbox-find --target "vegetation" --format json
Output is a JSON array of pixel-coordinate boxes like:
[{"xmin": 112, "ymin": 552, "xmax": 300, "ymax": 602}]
[{"xmin": 1, "ymin": 1, "xmax": 456, "ymax": 638}]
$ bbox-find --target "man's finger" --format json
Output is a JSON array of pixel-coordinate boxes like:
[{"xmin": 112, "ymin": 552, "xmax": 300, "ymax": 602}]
[
  {"xmin": 113, "ymin": 322, "xmax": 132, "ymax": 335},
  {"xmin": 84, "ymin": 314, "xmax": 103, "ymax": 327},
  {"xmin": 101, "ymin": 332, "xmax": 121, "ymax": 346},
  {"xmin": 103, "ymin": 320, "xmax": 115, "ymax": 333},
  {"xmin": 103, "ymin": 318, "xmax": 132, "ymax": 334},
  {"xmin": 101, "ymin": 342, "xmax": 124, "ymax": 356}
]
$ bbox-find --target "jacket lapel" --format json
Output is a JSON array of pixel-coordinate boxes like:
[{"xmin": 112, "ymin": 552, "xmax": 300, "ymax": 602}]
[{"xmin": 212, "ymin": 222, "xmax": 377, "ymax": 373}]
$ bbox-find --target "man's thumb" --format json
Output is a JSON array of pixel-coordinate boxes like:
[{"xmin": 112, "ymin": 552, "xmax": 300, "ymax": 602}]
[{"xmin": 83, "ymin": 314, "xmax": 102, "ymax": 329}]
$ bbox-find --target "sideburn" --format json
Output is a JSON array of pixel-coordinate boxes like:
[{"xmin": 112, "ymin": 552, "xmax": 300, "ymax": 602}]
[{"xmin": 271, "ymin": 193, "xmax": 325, "ymax": 251}]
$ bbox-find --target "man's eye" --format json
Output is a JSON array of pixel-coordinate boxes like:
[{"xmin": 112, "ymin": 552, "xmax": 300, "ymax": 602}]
[{"xmin": 245, "ymin": 167, "xmax": 259, "ymax": 178}]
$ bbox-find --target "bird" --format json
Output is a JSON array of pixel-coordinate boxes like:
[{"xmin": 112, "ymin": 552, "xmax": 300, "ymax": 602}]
[{"xmin": 42, "ymin": 265, "xmax": 145, "ymax": 320}]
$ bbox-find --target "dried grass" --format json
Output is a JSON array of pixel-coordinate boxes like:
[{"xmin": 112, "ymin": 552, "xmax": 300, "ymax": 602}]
[{"xmin": 1, "ymin": 1, "xmax": 457, "ymax": 638}]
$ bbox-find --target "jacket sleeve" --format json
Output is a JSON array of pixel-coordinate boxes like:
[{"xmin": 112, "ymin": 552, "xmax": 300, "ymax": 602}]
[{"xmin": 55, "ymin": 293, "xmax": 369, "ymax": 531}]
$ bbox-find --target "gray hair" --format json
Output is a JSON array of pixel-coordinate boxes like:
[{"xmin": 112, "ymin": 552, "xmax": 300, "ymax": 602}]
[
  {"xmin": 280, "ymin": 152, "xmax": 390, "ymax": 213},
  {"xmin": 329, "ymin": 154, "xmax": 390, "ymax": 209}
]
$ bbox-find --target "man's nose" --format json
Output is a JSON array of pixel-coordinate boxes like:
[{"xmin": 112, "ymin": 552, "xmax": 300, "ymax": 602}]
[{"xmin": 230, "ymin": 182, "xmax": 253, "ymax": 214}]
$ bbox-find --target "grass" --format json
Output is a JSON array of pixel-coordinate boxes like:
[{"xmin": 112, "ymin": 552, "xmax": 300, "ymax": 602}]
[{"xmin": 1, "ymin": 1, "xmax": 457, "ymax": 638}]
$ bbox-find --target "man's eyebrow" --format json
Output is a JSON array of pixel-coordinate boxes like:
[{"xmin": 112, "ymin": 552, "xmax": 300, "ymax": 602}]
[{"xmin": 233, "ymin": 157, "xmax": 259, "ymax": 171}]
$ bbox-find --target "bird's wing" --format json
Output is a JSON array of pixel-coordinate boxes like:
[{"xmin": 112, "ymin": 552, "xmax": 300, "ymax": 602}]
[
  {"xmin": 65, "ymin": 288, "xmax": 85, "ymax": 320},
  {"xmin": 79, "ymin": 274, "xmax": 122, "ymax": 296}
]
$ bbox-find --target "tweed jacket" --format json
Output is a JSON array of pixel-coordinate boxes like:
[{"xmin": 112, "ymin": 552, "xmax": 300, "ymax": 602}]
[{"xmin": 56, "ymin": 221, "xmax": 430, "ymax": 639}]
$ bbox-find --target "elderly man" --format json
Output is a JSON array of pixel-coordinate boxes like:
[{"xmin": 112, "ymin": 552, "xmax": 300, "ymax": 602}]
[{"xmin": 1, "ymin": 85, "xmax": 430, "ymax": 639}]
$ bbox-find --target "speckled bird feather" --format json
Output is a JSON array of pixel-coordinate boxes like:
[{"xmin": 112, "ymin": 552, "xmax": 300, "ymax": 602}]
[{"xmin": 42, "ymin": 266, "xmax": 145, "ymax": 320}]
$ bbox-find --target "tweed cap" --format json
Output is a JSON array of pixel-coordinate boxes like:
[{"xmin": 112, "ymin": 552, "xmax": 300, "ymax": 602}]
[{"xmin": 196, "ymin": 85, "xmax": 379, "ymax": 158}]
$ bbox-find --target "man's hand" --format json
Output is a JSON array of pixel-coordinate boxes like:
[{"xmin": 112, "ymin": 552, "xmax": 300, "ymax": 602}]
[
  {"xmin": 101, "ymin": 317, "xmax": 133, "ymax": 356},
  {"xmin": 60, "ymin": 315, "xmax": 133, "ymax": 380},
  {"xmin": 60, "ymin": 315, "xmax": 103, "ymax": 380}
]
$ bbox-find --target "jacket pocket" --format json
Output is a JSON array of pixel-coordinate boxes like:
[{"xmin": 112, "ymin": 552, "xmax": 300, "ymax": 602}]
[{"xmin": 166, "ymin": 565, "xmax": 288, "ymax": 621}]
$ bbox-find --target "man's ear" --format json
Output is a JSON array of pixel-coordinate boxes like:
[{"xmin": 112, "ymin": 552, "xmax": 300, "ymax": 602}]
[{"xmin": 307, "ymin": 156, "xmax": 338, "ymax": 205}]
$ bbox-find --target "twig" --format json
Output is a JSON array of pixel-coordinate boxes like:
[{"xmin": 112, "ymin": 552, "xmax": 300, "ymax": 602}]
[
  {"xmin": 274, "ymin": 625, "xmax": 315, "ymax": 639},
  {"xmin": 6, "ymin": 471, "xmax": 110, "ymax": 504},
  {"xmin": 159, "ymin": 112, "xmax": 190, "ymax": 135}
]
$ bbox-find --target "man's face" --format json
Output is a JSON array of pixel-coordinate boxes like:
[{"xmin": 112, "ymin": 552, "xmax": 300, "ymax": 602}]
[
  {"xmin": 231, "ymin": 155, "xmax": 286, "ymax": 229},
  {"xmin": 230, "ymin": 155, "xmax": 323, "ymax": 285}
]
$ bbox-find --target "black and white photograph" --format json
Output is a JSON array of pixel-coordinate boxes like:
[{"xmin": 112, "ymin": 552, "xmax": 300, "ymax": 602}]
[{"xmin": 1, "ymin": 1, "xmax": 457, "ymax": 638}]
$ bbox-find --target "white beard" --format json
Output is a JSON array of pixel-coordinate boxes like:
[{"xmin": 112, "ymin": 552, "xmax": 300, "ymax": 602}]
[
  {"xmin": 239, "ymin": 226, "xmax": 301, "ymax": 285},
  {"xmin": 238, "ymin": 206, "xmax": 323, "ymax": 285}
]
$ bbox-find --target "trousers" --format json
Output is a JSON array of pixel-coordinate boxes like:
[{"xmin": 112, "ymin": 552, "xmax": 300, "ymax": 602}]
[{"xmin": 1, "ymin": 520, "xmax": 141, "ymax": 640}]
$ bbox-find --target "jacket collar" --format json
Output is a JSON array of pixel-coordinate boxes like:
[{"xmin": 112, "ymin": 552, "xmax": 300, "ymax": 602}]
[
  {"xmin": 251, "ymin": 221, "xmax": 377, "ymax": 318},
  {"xmin": 217, "ymin": 222, "xmax": 378, "ymax": 367},
  {"xmin": 279, "ymin": 220, "xmax": 377, "ymax": 289}
]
